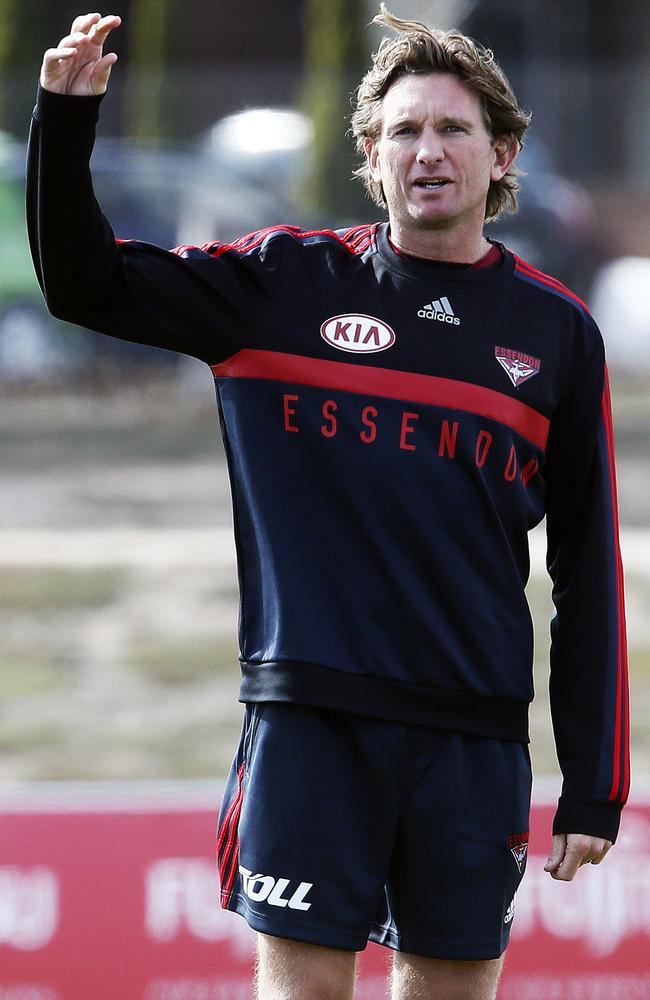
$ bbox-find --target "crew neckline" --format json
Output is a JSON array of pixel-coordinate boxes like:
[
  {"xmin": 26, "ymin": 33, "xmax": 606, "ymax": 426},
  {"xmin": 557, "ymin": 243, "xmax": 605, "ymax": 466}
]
[
  {"xmin": 387, "ymin": 233, "xmax": 501, "ymax": 270},
  {"xmin": 376, "ymin": 223, "xmax": 514, "ymax": 288}
]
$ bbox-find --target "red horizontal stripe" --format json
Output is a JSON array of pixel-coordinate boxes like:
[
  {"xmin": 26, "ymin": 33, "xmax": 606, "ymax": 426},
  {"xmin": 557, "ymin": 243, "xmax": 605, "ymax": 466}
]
[{"xmin": 212, "ymin": 349, "xmax": 549, "ymax": 451}]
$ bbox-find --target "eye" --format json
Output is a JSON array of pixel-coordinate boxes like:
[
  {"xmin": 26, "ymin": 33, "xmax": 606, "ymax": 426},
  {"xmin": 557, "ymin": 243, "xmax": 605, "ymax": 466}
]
[
  {"xmin": 443, "ymin": 124, "xmax": 465, "ymax": 134},
  {"xmin": 393, "ymin": 125, "xmax": 416, "ymax": 136}
]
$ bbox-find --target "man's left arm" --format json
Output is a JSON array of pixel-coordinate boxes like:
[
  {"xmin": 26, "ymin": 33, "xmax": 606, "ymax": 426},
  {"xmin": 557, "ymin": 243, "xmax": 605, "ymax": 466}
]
[{"xmin": 543, "ymin": 332, "xmax": 629, "ymax": 880}]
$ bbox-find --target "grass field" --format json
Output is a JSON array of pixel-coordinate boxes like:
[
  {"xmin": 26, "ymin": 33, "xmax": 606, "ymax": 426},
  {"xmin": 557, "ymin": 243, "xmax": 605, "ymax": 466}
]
[{"xmin": 1, "ymin": 369, "xmax": 648, "ymax": 785}]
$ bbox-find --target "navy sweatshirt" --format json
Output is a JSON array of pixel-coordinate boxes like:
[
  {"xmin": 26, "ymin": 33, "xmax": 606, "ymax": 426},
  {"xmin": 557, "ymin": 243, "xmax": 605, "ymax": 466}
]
[{"xmin": 27, "ymin": 87, "xmax": 629, "ymax": 842}]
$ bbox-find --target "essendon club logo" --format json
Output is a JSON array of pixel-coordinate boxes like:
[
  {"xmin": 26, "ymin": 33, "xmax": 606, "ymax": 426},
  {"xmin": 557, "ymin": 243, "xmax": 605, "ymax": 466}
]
[
  {"xmin": 495, "ymin": 346, "xmax": 541, "ymax": 388},
  {"xmin": 321, "ymin": 314, "xmax": 396, "ymax": 354},
  {"xmin": 508, "ymin": 831, "xmax": 529, "ymax": 874}
]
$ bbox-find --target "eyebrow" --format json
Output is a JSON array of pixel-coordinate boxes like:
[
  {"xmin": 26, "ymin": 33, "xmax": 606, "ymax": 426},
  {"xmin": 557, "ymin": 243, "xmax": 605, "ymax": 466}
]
[{"xmin": 385, "ymin": 114, "xmax": 475, "ymax": 132}]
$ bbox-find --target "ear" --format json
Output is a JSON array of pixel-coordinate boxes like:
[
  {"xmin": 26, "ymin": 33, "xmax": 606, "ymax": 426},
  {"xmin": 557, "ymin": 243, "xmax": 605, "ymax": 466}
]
[
  {"xmin": 364, "ymin": 137, "xmax": 382, "ymax": 184},
  {"xmin": 491, "ymin": 136, "xmax": 519, "ymax": 182}
]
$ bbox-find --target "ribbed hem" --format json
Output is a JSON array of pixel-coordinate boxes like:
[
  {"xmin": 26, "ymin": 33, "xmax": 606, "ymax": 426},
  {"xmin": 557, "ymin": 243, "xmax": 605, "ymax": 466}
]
[
  {"xmin": 552, "ymin": 798, "xmax": 623, "ymax": 843},
  {"xmin": 34, "ymin": 84, "xmax": 103, "ymax": 128},
  {"xmin": 239, "ymin": 659, "xmax": 529, "ymax": 743}
]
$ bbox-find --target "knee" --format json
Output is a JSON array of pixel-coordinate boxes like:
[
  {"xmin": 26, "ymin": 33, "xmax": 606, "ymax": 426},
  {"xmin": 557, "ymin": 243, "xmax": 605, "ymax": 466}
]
[
  {"xmin": 255, "ymin": 934, "xmax": 357, "ymax": 1000},
  {"xmin": 391, "ymin": 953, "xmax": 504, "ymax": 1000}
]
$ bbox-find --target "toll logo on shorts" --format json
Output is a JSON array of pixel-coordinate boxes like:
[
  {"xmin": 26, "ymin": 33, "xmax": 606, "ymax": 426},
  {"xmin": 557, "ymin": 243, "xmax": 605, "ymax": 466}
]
[
  {"xmin": 508, "ymin": 831, "xmax": 529, "ymax": 874},
  {"xmin": 504, "ymin": 893, "xmax": 517, "ymax": 924},
  {"xmin": 239, "ymin": 866, "xmax": 313, "ymax": 910}
]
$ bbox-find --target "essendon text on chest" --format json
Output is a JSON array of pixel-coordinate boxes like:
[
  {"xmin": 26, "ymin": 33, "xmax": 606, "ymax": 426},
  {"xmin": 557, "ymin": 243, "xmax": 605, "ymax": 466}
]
[{"xmin": 282, "ymin": 393, "xmax": 540, "ymax": 487}]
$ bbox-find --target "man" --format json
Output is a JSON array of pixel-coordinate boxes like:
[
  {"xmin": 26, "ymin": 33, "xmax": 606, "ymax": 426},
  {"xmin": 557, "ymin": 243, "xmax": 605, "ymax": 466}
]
[{"xmin": 29, "ymin": 7, "xmax": 628, "ymax": 999}]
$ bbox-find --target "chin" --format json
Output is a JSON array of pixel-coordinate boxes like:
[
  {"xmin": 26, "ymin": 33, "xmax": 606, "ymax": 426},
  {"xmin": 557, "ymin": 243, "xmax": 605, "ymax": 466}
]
[{"xmin": 411, "ymin": 209, "xmax": 456, "ymax": 231}]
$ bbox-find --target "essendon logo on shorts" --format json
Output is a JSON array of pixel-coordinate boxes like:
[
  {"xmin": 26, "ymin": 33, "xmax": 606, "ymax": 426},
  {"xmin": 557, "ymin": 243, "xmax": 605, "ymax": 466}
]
[
  {"xmin": 508, "ymin": 831, "xmax": 529, "ymax": 874},
  {"xmin": 321, "ymin": 314, "xmax": 396, "ymax": 354}
]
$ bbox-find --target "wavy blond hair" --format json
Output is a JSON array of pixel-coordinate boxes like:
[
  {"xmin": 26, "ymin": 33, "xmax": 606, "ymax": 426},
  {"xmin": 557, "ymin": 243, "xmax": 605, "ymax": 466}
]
[{"xmin": 351, "ymin": 5, "xmax": 531, "ymax": 221}]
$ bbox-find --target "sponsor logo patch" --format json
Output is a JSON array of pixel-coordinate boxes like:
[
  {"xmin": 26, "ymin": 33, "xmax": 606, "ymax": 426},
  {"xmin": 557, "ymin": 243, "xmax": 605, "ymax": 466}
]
[
  {"xmin": 239, "ymin": 866, "xmax": 314, "ymax": 910},
  {"xmin": 320, "ymin": 314, "xmax": 396, "ymax": 354},
  {"xmin": 508, "ymin": 831, "xmax": 530, "ymax": 874}
]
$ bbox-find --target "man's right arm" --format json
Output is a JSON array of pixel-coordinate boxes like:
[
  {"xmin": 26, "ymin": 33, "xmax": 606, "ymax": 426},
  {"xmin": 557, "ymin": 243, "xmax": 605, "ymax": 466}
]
[{"xmin": 27, "ymin": 13, "xmax": 278, "ymax": 365}]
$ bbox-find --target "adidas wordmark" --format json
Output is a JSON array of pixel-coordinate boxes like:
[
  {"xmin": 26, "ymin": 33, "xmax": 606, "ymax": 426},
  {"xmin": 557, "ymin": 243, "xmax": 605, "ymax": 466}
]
[{"xmin": 418, "ymin": 296, "xmax": 461, "ymax": 325}]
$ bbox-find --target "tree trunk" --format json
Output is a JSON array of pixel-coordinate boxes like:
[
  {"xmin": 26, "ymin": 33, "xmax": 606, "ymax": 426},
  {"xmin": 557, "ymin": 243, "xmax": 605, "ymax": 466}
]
[
  {"xmin": 302, "ymin": 0, "xmax": 369, "ymax": 222},
  {"xmin": 0, "ymin": 0, "xmax": 20, "ymax": 131},
  {"xmin": 124, "ymin": 0, "xmax": 171, "ymax": 142}
]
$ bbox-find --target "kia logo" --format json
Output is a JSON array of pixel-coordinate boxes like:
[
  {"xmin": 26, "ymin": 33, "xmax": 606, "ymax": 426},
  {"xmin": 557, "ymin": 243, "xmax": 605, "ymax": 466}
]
[{"xmin": 320, "ymin": 314, "xmax": 396, "ymax": 354}]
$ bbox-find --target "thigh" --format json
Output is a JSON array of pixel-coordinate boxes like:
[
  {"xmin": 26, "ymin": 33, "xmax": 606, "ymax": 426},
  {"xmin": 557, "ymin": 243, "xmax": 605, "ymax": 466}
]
[
  {"xmin": 256, "ymin": 933, "xmax": 356, "ymax": 1000},
  {"xmin": 391, "ymin": 952, "xmax": 504, "ymax": 1000},
  {"xmin": 371, "ymin": 730, "xmax": 532, "ymax": 960},
  {"xmin": 217, "ymin": 703, "xmax": 404, "ymax": 951}
]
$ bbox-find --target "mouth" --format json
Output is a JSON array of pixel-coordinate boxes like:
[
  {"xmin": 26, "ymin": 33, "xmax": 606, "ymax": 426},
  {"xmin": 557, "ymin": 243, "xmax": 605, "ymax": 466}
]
[{"xmin": 413, "ymin": 178, "xmax": 452, "ymax": 191}]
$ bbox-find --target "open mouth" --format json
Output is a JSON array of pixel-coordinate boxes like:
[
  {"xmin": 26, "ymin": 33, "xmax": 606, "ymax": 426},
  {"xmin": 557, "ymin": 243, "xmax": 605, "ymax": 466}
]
[{"xmin": 413, "ymin": 178, "xmax": 451, "ymax": 190}]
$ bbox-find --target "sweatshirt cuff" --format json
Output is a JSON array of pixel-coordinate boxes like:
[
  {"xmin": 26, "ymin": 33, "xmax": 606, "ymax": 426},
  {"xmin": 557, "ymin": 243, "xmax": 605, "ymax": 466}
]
[
  {"xmin": 552, "ymin": 797, "xmax": 623, "ymax": 843},
  {"xmin": 33, "ymin": 84, "xmax": 104, "ymax": 129}
]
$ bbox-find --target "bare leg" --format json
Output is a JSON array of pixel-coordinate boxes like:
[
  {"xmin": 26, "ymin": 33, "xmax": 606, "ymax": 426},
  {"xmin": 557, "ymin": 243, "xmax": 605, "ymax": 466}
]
[
  {"xmin": 391, "ymin": 952, "xmax": 505, "ymax": 1000},
  {"xmin": 255, "ymin": 933, "xmax": 358, "ymax": 1000}
]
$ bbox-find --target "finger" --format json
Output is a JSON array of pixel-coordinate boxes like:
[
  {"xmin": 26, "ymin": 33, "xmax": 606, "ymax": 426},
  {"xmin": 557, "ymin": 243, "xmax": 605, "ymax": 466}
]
[
  {"xmin": 572, "ymin": 835, "xmax": 610, "ymax": 865},
  {"xmin": 552, "ymin": 834, "xmax": 598, "ymax": 880},
  {"xmin": 90, "ymin": 51, "xmax": 118, "ymax": 95},
  {"xmin": 90, "ymin": 14, "xmax": 122, "ymax": 35},
  {"xmin": 589, "ymin": 843, "xmax": 612, "ymax": 865},
  {"xmin": 57, "ymin": 31, "xmax": 96, "ymax": 49},
  {"xmin": 543, "ymin": 833, "xmax": 566, "ymax": 872},
  {"xmin": 550, "ymin": 851, "xmax": 582, "ymax": 881},
  {"xmin": 41, "ymin": 47, "xmax": 79, "ymax": 80},
  {"xmin": 89, "ymin": 15, "xmax": 122, "ymax": 48},
  {"xmin": 70, "ymin": 12, "xmax": 101, "ymax": 35},
  {"xmin": 43, "ymin": 46, "xmax": 78, "ymax": 63}
]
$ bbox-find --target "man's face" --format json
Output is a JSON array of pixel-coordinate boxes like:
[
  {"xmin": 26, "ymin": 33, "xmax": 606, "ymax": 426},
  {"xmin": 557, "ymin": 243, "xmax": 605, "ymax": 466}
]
[{"xmin": 365, "ymin": 72, "xmax": 514, "ymax": 237}]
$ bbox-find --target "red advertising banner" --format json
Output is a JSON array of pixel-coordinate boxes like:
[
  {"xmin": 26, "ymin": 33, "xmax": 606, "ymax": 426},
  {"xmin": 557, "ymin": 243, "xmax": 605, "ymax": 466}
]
[{"xmin": 1, "ymin": 783, "xmax": 648, "ymax": 1000}]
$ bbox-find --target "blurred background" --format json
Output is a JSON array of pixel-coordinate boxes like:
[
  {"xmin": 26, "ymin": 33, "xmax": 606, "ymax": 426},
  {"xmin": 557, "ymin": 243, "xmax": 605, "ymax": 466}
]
[{"xmin": 1, "ymin": 0, "xmax": 648, "ymax": 787}]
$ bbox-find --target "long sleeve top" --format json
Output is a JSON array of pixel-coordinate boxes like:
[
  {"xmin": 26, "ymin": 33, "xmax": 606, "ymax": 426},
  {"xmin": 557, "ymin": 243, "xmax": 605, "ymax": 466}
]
[{"xmin": 27, "ymin": 86, "xmax": 629, "ymax": 842}]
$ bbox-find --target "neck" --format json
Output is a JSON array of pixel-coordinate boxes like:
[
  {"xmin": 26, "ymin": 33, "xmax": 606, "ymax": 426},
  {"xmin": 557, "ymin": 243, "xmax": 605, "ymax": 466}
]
[{"xmin": 388, "ymin": 219, "xmax": 491, "ymax": 264}]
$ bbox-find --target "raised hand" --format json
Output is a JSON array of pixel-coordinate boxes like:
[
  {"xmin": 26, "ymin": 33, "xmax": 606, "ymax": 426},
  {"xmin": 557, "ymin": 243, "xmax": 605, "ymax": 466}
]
[{"xmin": 40, "ymin": 13, "xmax": 121, "ymax": 97}]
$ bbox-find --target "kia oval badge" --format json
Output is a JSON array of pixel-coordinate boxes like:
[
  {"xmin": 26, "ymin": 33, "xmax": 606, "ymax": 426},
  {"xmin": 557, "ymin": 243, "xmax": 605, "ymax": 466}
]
[{"xmin": 320, "ymin": 314, "xmax": 396, "ymax": 354}]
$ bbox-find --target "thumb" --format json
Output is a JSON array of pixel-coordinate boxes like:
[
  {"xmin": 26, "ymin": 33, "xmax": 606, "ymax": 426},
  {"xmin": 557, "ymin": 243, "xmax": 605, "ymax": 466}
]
[{"xmin": 544, "ymin": 833, "xmax": 566, "ymax": 872}]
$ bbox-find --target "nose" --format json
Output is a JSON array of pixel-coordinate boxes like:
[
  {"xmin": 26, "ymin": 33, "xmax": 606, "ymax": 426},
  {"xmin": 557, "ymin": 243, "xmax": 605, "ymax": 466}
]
[{"xmin": 416, "ymin": 127, "xmax": 444, "ymax": 164}]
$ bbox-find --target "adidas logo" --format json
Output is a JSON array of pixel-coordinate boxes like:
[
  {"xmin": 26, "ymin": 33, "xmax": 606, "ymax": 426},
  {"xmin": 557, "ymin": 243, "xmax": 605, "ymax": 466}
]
[{"xmin": 417, "ymin": 296, "xmax": 460, "ymax": 325}]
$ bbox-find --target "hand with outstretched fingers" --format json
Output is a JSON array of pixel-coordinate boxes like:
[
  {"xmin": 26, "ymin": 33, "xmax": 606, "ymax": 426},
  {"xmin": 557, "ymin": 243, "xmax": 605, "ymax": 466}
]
[
  {"xmin": 40, "ymin": 12, "xmax": 121, "ymax": 97},
  {"xmin": 544, "ymin": 832, "xmax": 612, "ymax": 881}
]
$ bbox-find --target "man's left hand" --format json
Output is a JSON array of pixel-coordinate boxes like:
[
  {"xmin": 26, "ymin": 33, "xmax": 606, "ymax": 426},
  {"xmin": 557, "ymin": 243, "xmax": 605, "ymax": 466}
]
[{"xmin": 544, "ymin": 833, "xmax": 612, "ymax": 880}]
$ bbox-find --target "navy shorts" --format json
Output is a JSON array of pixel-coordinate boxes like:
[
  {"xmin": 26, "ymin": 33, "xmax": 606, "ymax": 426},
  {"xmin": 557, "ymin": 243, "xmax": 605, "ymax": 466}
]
[{"xmin": 217, "ymin": 703, "xmax": 531, "ymax": 960}]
